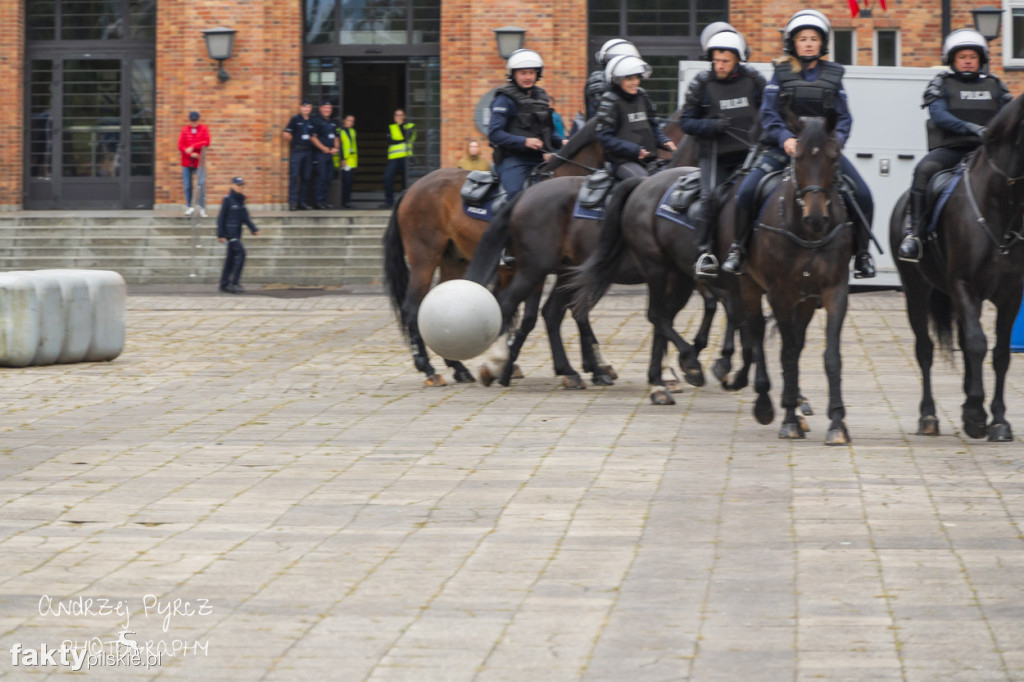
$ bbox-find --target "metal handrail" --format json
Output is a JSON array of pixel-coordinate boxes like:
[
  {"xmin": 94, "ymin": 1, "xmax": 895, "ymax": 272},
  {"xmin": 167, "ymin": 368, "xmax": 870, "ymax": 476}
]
[{"xmin": 188, "ymin": 147, "xmax": 206, "ymax": 279}]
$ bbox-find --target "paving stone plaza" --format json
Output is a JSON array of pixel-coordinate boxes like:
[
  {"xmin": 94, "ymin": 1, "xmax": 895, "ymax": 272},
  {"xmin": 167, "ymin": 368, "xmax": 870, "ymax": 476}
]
[{"xmin": 0, "ymin": 287, "xmax": 1022, "ymax": 680}]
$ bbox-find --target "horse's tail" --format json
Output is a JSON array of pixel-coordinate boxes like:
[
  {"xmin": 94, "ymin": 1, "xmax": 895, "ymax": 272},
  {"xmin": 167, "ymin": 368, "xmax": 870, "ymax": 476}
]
[
  {"xmin": 568, "ymin": 176, "xmax": 645, "ymax": 318},
  {"xmin": 382, "ymin": 193, "xmax": 409, "ymax": 331},
  {"xmin": 464, "ymin": 191, "xmax": 525, "ymax": 285},
  {"xmin": 928, "ymin": 288, "xmax": 954, "ymax": 356}
]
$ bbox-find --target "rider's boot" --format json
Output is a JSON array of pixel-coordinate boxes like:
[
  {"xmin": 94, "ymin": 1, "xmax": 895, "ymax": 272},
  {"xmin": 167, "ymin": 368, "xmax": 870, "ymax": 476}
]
[
  {"xmin": 721, "ymin": 205, "xmax": 751, "ymax": 275},
  {"xmin": 897, "ymin": 189, "xmax": 927, "ymax": 263},
  {"xmin": 693, "ymin": 207, "xmax": 718, "ymax": 278}
]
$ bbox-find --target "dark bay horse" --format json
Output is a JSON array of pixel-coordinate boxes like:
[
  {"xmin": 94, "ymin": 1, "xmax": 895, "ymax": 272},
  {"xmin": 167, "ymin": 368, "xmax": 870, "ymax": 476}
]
[
  {"xmin": 736, "ymin": 113, "xmax": 854, "ymax": 444},
  {"xmin": 382, "ymin": 122, "xmax": 602, "ymax": 386},
  {"xmin": 889, "ymin": 92, "xmax": 1024, "ymax": 442}
]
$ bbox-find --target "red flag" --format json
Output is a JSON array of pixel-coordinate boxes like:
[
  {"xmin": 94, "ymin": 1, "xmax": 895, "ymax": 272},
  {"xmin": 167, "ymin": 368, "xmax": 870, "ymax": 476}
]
[
  {"xmin": 878, "ymin": 0, "xmax": 887, "ymax": 10},
  {"xmin": 848, "ymin": 0, "xmax": 860, "ymax": 17}
]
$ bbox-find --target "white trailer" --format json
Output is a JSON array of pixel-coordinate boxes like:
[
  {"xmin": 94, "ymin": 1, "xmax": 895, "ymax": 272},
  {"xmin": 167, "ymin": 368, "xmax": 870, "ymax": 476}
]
[{"xmin": 678, "ymin": 62, "xmax": 945, "ymax": 287}]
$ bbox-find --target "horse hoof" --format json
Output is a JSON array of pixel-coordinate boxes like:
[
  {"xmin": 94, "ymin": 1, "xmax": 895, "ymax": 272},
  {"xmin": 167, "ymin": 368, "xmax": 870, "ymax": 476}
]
[
  {"xmin": 799, "ymin": 416, "xmax": 811, "ymax": 433},
  {"xmin": 683, "ymin": 365, "xmax": 706, "ymax": 387},
  {"xmin": 724, "ymin": 377, "xmax": 747, "ymax": 392},
  {"xmin": 917, "ymin": 415, "xmax": 940, "ymax": 436},
  {"xmin": 799, "ymin": 398, "xmax": 813, "ymax": 416},
  {"xmin": 649, "ymin": 387, "xmax": 676, "ymax": 406},
  {"xmin": 664, "ymin": 379, "xmax": 684, "ymax": 394},
  {"xmin": 478, "ymin": 365, "xmax": 495, "ymax": 388},
  {"xmin": 453, "ymin": 369, "xmax": 475, "ymax": 384},
  {"xmin": 562, "ymin": 375, "xmax": 586, "ymax": 390},
  {"xmin": 753, "ymin": 395, "xmax": 774, "ymax": 425},
  {"xmin": 600, "ymin": 364, "xmax": 619, "ymax": 381},
  {"xmin": 511, "ymin": 364, "xmax": 525, "ymax": 380},
  {"xmin": 424, "ymin": 374, "xmax": 447, "ymax": 387},
  {"xmin": 591, "ymin": 373, "xmax": 614, "ymax": 387},
  {"xmin": 963, "ymin": 419, "xmax": 987, "ymax": 439},
  {"xmin": 988, "ymin": 422, "xmax": 1014, "ymax": 442},
  {"xmin": 825, "ymin": 426, "xmax": 851, "ymax": 446},
  {"xmin": 712, "ymin": 358, "xmax": 731, "ymax": 382},
  {"xmin": 778, "ymin": 422, "xmax": 805, "ymax": 439}
]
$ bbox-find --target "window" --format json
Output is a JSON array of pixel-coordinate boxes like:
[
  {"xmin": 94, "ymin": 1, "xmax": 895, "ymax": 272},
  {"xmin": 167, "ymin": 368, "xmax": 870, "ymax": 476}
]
[
  {"xmin": 875, "ymin": 29, "xmax": 899, "ymax": 66},
  {"xmin": 27, "ymin": 0, "xmax": 155, "ymax": 42},
  {"xmin": 1006, "ymin": 1, "xmax": 1024, "ymax": 67},
  {"xmin": 303, "ymin": 0, "xmax": 439, "ymax": 46},
  {"xmin": 833, "ymin": 29, "xmax": 856, "ymax": 65}
]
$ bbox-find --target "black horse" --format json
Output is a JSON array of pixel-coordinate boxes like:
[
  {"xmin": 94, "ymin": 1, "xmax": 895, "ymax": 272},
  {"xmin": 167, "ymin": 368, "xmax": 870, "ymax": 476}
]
[
  {"xmin": 889, "ymin": 92, "xmax": 1024, "ymax": 442},
  {"xmin": 733, "ymin": 112, "xmax": 854, "ymax": 444}
]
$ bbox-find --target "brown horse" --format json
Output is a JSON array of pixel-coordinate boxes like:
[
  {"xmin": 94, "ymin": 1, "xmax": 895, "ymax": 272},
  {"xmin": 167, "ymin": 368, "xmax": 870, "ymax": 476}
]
[{"xmin": 382, "ymin": 121, "xmax": 603, "ymax": 386}]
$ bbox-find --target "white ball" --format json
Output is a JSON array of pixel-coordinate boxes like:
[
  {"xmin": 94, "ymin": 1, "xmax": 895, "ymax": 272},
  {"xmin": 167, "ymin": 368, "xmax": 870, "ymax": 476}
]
[{"xmin": 418, "ymin": 280, "xmax": 502, "ymax": 361}]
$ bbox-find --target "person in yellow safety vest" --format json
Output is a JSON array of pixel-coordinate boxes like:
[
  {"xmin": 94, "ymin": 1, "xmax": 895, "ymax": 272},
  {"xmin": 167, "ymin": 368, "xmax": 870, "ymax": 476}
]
[
  {"xmin": 382, "ymin": 109, "xmax": 415, "ymax": 208},
  {"xmin": 335, "ymin": 114, "xmax": 358, "ymax": 208}
]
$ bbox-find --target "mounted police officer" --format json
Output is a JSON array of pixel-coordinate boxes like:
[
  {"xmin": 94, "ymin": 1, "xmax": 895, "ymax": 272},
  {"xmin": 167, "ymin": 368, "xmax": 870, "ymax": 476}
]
[
  {"xmin": 721, "ymin": 9, "xmax": 876, "ymax": 279},
  {"xmin": 595, "ymin": 55, "xmax": 677, "ymax": 180},
  {"xmin": 897, "ymin": 29, "xmax": 1012, "ymax": 262},
  {"xmin": 681, "ymin": 27, "xmax": 765, "ymax": 277},
  {"xmin": 487, "ymin": 48, "xmax": 563, "ymax": 200},
  {"xmin": 585, "ymin": 39, "xmax": 642, "ymax": 120}
]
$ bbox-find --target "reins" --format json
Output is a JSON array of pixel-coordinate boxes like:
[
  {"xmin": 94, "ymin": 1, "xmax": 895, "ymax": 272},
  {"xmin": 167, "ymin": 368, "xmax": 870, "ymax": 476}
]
[
  {"xmin": 757, "ymin": 167, "xmax": 849, "ymax": 250},
  {"xmin": 963, "ymin": 156, "xmax": 1024, "ymax": 255}
]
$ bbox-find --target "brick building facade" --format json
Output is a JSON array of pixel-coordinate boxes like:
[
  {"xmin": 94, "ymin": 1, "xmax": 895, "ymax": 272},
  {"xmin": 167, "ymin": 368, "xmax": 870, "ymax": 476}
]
[{"xmin": 0, "ymin": 0, "xmax": 1018, "ymax": 211}]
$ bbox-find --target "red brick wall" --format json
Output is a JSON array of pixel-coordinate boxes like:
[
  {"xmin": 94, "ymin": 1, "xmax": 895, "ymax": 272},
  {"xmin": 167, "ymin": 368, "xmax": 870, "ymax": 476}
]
[
  {"xmin": 155, "ymin": 0, "xmax": 301, "ymax": 208},
  {"xmin": 0, "ymin": 2, "xmax": 24, "ymax": 210},
  {"xmin": 440, "ymin": 0, "xmax": 587, "ymax": 168}
]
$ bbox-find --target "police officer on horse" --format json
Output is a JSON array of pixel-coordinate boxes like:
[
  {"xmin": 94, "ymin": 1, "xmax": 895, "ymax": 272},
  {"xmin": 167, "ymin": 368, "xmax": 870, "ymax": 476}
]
[
  {"xmin": 680, "ymin": 26, "xmax": 765, "ymax": 277},
  {"xmin": 488, "ymin": 48, "xmax": 563, "ymax": 200},
  {"xmin": 721, "ymin": 9, "xmax": 876, "ymax": 279},
  {"xmin": 595, "ymin": 55, "xmax": 677, "ymax": 180},
  {"xmin": 897, "ymin": 29, "xmax": 1012, "ymax": 262},
  {"xmin": 585, "ymin": 39, "xmax": 642, "ymax": 120}
]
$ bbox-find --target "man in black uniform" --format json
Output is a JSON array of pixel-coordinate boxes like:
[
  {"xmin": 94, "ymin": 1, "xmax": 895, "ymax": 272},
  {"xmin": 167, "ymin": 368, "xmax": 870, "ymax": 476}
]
[
  {"xmin": 217, "ymin": 177, "xmax": 259, "ymax": 294},
  {"xmin": 897, "ymin": 29, "xmax": 1012, "ymax": 262},
  {"xmin": 283, "ymin": 100, "xmax": 317, "ymax": 211},
  {"xmin": 312, "ymin": 101, "xmax": 340, "ymax": 209},
  {"xmin": 585, "ymin": 39, "xmax": 641, "ymax": 120},
  {"xmin": 681, "ymin": 28, "xmax": 764, "ymax": 277}
]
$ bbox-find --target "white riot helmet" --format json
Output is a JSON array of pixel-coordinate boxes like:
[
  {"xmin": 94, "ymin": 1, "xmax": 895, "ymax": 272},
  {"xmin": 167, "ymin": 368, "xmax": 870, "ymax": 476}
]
[
  {"xmin": 505, "ymin": 48, "xmax": 544, "ymax": 82},
  {"xmin": 705, "ymin": 30, "xmax": 749, "ymax": 63},
  {"xmin": 701, "ymin": 22, "xmax": 736, "ymax": 51},
  {"xmin": 595, "ymin": 38, "xmax": 641, "ymax": 66},
  {"xmin": 604, "ymin": 54, "xmax": 653, "ymax": 88},
  {"xmin": 942, "ymin": 29, "xmax": 990, "ymax": 69},
  {"xmin": 783, "ymin": 9, "xmax": 831, "ymax": 60}
]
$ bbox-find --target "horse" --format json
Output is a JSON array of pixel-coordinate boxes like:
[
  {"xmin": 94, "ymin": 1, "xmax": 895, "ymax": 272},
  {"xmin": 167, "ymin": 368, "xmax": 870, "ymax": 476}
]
[
  {"xmin": 731, "ymin": 111, "xmax": 854, "ymax": 444},
  {"xmin": 382, "ymin": 120, "xmax": 603, "ymax": 386},
  {"xmin": 889, "ymin": 92, "xmax": 1024, "ymax": 442}
]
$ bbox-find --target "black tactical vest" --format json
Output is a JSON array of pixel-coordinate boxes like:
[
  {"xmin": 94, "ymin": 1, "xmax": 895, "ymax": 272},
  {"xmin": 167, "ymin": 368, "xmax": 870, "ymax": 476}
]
[
  {"xmin": 608, "ymin": 91, "xmax": 658, "ymax": 162},
  {"xmin": 928, "ymin": 74, "xmax": 1003, "ymax": 150},
  {"xmin": 775, "ymin": 61, "xmax": 844, "ymax": 117},
  {"xmin": 585, "ymin": 70, "xmax": 605, "ymax": 119},
  {"xmin": 704, "ymin": 73, "xmax": 761, "ymax": 156},
  {"xmin": 496, "ymin": 84, "xmax": 552, "ymax": 141}
]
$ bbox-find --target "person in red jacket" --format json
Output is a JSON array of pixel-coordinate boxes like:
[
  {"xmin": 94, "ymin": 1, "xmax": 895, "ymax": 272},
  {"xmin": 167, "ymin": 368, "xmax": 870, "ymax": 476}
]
[{"xmin": 178, "ymin": 111, "xmax": 211, "ymax": 217}]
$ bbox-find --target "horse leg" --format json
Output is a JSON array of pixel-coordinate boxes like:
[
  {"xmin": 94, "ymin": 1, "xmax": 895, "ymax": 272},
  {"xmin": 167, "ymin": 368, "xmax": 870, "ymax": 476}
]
[
  {"xmin": 573, "ymin": 315, "xmax": 615, "ymax": 387},
  {"xmin": 478, "ymin": 271, "xmax": 536, "ymax": 387},
  {"xmin": 660, "ymin": 274, "xmax": 704, "ymax": 387},
  {"xmin": 693, "ymin": 287, "xmax": 717, "ymax": 364},
  {"xmin": 498, "ymin": 284, "xmax": 542, "ymax": 387},
  {"xmin": 822, "ymin": 287, "xmax": 850, "ymax": 445},
  {"xmin": 987, "ymin": 285, "xmax": 1022, "ymax": 442},
  {"xmin": 904, "ymin": 281, "xmax": 939, "ymax": 435},
  {"xmin": 644, "ymin": 276, "xmax": 675, "ymax": 405},
  {"xmin": 952, "ymin": 284, "xmax": 988, "ymax": 439},
  {"xmin": 713, "ymin": 312, "xmax": 735, "ymax": 383},
  {"xmin": 741, "ymin": 282, "xmax": 773, "ymax": 424},
  {"xmin": 540, "ymin": 282, "xmax": 585, "ymax": 389},
  {"xmin": 402, "ymin": 266, "xmax": 445, "ymax": 386},
  {"xmin": 775, "ymin": 301, "xmax": 814, "ymax": 440}
]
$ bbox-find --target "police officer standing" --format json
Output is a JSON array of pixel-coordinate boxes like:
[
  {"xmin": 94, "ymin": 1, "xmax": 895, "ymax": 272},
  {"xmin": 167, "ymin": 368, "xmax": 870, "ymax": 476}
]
[
  {"xmin": 897, "ymin": 29, "xmax": 1011, "ymax": 262},
  {"xmin": 585, "ymin": 39, "xmax": 642, "ymax": 120},
  {"xmin": 283, "ymin": 100, "xmax": 317, "ymax": 211},
  {"xmin": 488, "ymin": 48, "xmax": 562, "ymax": 200},
  {"xmin": 312, "ymin": 101, "xmax": 339, "ymax": 209},
  {"xmin": 382, "ymin": 109, "xmax": 415, "ymax": 208},
  {"xmin": 681, "ymin": 27, "xmax": 764, "ymax": 277}
]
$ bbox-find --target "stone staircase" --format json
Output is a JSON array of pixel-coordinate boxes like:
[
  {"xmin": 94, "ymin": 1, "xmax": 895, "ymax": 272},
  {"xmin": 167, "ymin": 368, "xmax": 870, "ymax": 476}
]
[{"xmin": 0, "ymin": 210, "xmax": 391, "ymax": 285}]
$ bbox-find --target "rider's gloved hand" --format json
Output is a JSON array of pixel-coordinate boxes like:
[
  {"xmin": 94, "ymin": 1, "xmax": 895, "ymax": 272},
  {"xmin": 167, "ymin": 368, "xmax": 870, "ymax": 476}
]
[
  {"xmin": 966, "ymin": 123, "xmax": 987, "ymax": 137},
  {"xmin": 711, "ymin": 116, "xmax": 732, "ymax": 135}
]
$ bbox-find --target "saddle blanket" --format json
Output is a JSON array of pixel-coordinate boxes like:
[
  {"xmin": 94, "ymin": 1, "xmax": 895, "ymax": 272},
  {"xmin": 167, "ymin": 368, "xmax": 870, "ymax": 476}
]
[
  {"xmin": 463, "ymin": 199, "xmax": 500, "ymax": 222},
  {"xmin": 572, "ymin": 200, "xmax": 605, "ymax": 221},
  {"xmin": 654, "ymin": 184, "xmax": 696, "ymax": 229},
  {"xmin": 926, "ymin": 167, "xmax": 964, "ymax": 235}
]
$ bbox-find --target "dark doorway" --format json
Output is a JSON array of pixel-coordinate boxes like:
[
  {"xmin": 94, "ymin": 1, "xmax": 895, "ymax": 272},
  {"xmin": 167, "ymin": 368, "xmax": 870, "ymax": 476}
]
[{"xmin": 342, "ymin": 62, "xmax": 405, "ymax": 197}]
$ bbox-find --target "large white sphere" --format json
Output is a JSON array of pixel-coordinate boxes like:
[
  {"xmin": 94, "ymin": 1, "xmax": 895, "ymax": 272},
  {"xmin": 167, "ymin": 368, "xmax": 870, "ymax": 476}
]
[{"xmin": 418, "ymin": 280, "xmax": 502, "ymax": 361}]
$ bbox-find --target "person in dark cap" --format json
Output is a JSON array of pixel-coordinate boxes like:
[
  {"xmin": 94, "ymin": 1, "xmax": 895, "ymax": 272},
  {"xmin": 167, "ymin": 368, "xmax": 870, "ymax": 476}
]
[
  {"xmin": 312, "ymin": 100, "xmax": 340, "ymax": 209},
  {"xmin": 283, "ymin": 100, "xmax": 317, "ymax": 210},
  {"xmin": 178, "ymin": 110, "xmax": 210, "ymax": 217},
  {"xmin": 217, "ymin": 176, "xmax": 259, "ymax": 294}
]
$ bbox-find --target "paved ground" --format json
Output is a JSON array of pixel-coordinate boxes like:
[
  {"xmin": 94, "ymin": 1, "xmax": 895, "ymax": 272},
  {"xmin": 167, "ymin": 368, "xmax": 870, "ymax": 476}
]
[{"xmin": 0, "ymin": 287, "xmax": 1022, "ymax": 681}]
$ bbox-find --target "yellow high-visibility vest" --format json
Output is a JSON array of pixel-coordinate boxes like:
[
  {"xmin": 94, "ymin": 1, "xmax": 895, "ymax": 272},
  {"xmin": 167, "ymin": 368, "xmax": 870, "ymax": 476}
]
[
  {"xmin": 387, "ymin": 122, "xmax": 416, "ymax": 160},
  {"xmin": 335, "ymin": 127, "xmax": 358, "ymax": 169}
]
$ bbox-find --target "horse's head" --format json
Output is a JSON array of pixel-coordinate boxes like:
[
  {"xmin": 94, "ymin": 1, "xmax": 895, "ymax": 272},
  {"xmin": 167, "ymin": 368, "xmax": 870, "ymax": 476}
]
[
  {"xmin": 981, "ymin": 91, "xmax": 1024, "ymax": 181},
  {"xmin": 785, "ymin": 109, "xmax": 841, "ymax": 235}
]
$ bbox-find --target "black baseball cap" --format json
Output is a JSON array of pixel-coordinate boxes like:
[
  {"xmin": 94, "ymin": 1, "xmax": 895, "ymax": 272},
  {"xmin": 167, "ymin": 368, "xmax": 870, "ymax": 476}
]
[
  {"xmin": 300, "ymin": 99, "xmax": 312, "ymax": 106},
  {"xmin": 189, "ymin": 111, "xmax": 200, "ymax": 121},
  {"xmin": 231, "ymin": 176, "xmax": 244, "ymax": 186}
]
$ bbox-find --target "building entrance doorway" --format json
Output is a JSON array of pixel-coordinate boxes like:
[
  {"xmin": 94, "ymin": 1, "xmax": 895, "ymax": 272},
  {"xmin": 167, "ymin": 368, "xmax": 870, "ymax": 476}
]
[{"xmin": 341, "ymin": 62, "xmax": 405, "ymax": 198}]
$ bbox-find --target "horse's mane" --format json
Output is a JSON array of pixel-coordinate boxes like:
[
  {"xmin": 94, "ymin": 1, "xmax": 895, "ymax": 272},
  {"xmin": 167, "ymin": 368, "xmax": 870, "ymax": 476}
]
[
  {"xmin": 543, "ymin": 117, "xmax": 599, "ymax": 172},
  {"xmin": 983, "ymin": 90, "xmax": 1024, "ymax": 144}
]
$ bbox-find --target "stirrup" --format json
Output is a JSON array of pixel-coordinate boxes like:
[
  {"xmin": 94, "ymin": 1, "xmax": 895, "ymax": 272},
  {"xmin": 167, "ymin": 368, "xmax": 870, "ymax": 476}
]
[
  {"xmin": 897, "ymin": 235, "xmax": 922, "ymax": 263},
  {"xmin": 499, "ymin": 248, "xmax": 516, "ymax": 269},
  {"xmin": 695, "ymin": 252, "xmax": 719, "ymax": 278}
]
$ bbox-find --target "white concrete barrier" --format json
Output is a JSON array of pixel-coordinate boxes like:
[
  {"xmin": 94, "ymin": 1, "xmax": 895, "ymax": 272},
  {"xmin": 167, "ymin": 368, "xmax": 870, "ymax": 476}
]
[{"xmin": 0, "ymin": 270, "xmax": 126, "ymax": 367}]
